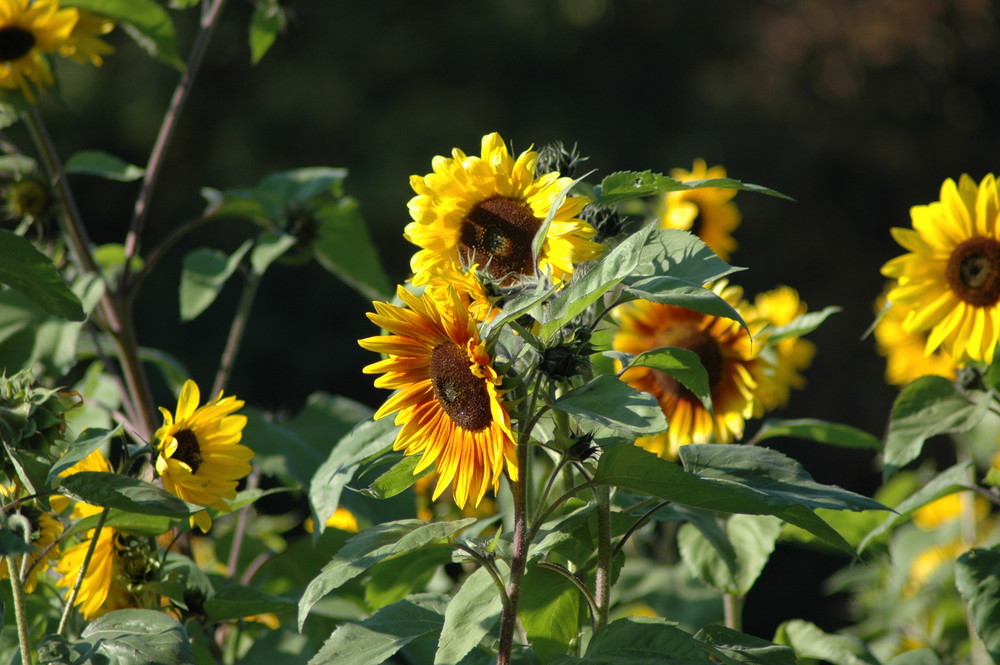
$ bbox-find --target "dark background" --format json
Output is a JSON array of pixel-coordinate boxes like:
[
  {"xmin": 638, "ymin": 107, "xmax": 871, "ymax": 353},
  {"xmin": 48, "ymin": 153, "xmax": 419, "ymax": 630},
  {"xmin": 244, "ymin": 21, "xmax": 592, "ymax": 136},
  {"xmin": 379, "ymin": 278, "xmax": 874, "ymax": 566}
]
[{"xmin": 27, "ymin": 0, "xmax": 1000, "ymax": 639}]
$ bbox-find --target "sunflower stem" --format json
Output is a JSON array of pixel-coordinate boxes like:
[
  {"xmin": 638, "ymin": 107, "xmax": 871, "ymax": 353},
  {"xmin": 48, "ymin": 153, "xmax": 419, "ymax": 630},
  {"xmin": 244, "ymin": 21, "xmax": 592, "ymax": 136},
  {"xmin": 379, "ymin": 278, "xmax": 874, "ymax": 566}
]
[
  {"xmin": 5, "ymin": 513, "xmax": 33, "ymax": 665},
  {"xmin": 594, "ymin": 485, "xmax": 612, "ymax": 630},
  {"xmin": 723, "ymin": 593, "xmax": 744, "ymax": 631},
  {"xmin": 213, "ymin": 267, "xmax": 261, "ymax": 396},
  {"xmin": 497, "ymin": 447, "xmax": 529, "ymax": 665},
  {"xmin": 57, "ymin": 508, "xmax": 109, "ymax": 636}
]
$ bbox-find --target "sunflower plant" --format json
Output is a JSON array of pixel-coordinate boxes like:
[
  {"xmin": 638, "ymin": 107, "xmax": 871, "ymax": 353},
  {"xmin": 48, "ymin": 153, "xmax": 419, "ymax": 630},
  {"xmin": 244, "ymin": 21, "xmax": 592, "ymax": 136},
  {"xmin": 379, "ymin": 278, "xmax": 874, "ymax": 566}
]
[{"xmin": 0, "ymin": 1, "xmax": 998, "ymax": 665}]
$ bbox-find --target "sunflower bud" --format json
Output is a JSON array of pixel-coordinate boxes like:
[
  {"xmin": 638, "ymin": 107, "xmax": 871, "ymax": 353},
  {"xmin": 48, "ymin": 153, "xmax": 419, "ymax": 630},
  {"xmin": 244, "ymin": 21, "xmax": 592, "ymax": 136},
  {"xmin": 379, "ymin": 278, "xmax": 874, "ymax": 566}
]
[
  {"xmin": 565, "ymin": 432, "xmax": 597, "ymax": 462},
  {"xmin": 2, "ymin": 174, "xmax": 51, "ymax": 223},
  {"xmin": 0, "ymin": 372, "xmax": 81, "ymax": 477},
  {"xmin": 580, "ymin": 202, "xmax": 627, "ymax": 240},
  {"xmin": 540, "ymin": 329, "xmax": 593, "ymax": 381},
  {"xmin": 535, "ymin": 141, "xmax": 588, "ymax": 179}
]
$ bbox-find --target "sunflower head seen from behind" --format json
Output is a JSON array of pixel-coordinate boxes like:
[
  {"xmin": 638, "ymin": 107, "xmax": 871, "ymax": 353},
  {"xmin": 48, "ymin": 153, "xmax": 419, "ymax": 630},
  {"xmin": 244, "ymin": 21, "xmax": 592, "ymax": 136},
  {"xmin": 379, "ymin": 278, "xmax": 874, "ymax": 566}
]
[
  {"xmin": 655, "ymin": 159, "xmax": 741, "ymax": 262},
  {"xmin": 155, "ymin": 379, "xmax": 252, "ymax": 532},
  {"xmin": 881, "ymin": 173, "xmax": 1000, "ymax": 365},
  {"xmin": 405, "ymin": 132, "xmax": 603, "ymax": 289},
  {"xmin": 359, "ymin": 284, "xmax": 518, "ymax": 509}
]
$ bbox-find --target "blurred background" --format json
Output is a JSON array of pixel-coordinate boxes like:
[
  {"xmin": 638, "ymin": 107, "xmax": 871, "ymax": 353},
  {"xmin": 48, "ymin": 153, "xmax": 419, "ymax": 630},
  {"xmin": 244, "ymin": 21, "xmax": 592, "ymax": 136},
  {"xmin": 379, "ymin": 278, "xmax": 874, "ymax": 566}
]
[{"xmin": 20, "ymin": 0, "xmax": 1000, "ymax": 640}]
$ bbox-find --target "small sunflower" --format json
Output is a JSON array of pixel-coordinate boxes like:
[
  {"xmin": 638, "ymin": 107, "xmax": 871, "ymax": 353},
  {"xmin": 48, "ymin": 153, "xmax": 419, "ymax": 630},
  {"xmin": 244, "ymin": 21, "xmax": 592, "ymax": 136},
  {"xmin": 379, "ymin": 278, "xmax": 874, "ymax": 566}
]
[
  {"xmin": 655, "ymin": 159, "xmax": 741, "ymax": 262},
  {"xmin": 359, "ymin": 284, "xmax": 518, "ymax": 508},
  {"xmin": 405, "ymin": 132, "xmax": 603, "ymax": 288},
  {"xmin": 154, "ymin": 380, "xmax": 252, "ymax": 532},
  {"xmin": 874, "ymin": 284, "xmax": 957, "ymax": 386},
  {"xmin": 881, "ymin": 174, "xmax": 1000, "ymax": 365},
  {"xmin": 55, "ymin": 526, "xmax": 134, "ymax": 619},
  {"xmin": 611, "ymin": 281, "xmax": 766, "ymax": 460},
  {"xmin": 749, "ymin": 285, "xmax": 816, "ymax": 413}
]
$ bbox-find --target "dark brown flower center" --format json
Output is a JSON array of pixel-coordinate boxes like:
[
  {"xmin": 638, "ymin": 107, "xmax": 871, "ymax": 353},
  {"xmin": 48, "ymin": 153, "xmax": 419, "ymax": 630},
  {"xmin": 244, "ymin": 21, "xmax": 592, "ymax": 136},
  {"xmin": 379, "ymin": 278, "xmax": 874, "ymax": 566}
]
[
  {"xmin": 652, "ymin": 325, "xmax": 723, "ymax": 403},
  {"xmin": 429, "ymin": 341, "xmax": 492, "ymax": 431},
  {"xmin": 460, "ymin": 197, "xmax": 540, "ymax": 284},
  {"xmin": 688, "ymin": 204, "xmax": 703, "ymax": 238},
  {"xmin": 0, "ymin": 27, "xmax": 36, "ymax": 63},
  {"xmin": 173, "ymin": 429, "xmax": 203, "ymax": 473},
  {"xmin": 946, "ymin": 236, "xmax": 1000, "ymax": 307}
]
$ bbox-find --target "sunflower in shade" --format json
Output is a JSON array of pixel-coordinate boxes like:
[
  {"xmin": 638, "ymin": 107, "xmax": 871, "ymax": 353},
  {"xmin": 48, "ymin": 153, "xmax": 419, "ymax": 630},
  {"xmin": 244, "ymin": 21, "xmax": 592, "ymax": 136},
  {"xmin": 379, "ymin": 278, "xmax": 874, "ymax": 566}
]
[
  {"xmin": 611, "ymin": 281, "xmax": 767, "ymax": 461},
  {"xmin": 359, "ymin": 284, "xmax": 518, "ymax": 508},
  {"xmin": 655, "ymin": 159, "xmax": 741, "ymax": 262},
  {"xmin": 748, "ymin": 285, "xmax": 816, "ymax": 414},
  {"xmin": 881, "ymin": 173, "xmax": 1000, "ymax": 365},
  {"xmin": 873, "ymin": 283, "xmax": 957, "ymax": 386},
  {"xmin": 0, "ymin": 492, "xmax": 61, "ymax": 593},
  {"xmin": 154, "ymin": 380, "xmax": 252, "ymax": 532},
  {"xmin": 405, "ymin": 132, "xmax": 603, "ymax": 288}
]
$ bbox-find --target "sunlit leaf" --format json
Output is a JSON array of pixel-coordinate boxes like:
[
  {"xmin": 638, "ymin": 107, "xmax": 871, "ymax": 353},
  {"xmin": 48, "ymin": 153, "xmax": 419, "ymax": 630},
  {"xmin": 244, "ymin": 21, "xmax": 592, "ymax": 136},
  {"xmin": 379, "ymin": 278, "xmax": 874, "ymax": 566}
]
[
  {"xmin": 313, "ymin": 198, "xmax": 392, "ymax": 301},
  {"xmin": 364, "ymin": 548, "xmax": 452, "ymax": 610},
  {"xmin": 249, "ymin": 0, "xmax": 286, "ymax": 64},
  {"xmin": 678, "ymin": 514, "xmax": 781, "ymax": 595},
  {"xmin": 764, "ymin": 306, "xmax": 840, "ymax": 343},
  {"xmin": 694, "ymin": 625, "xmax": 797, "ymax": 665},
  {"xmin": 46, "ymin": 426, "xmax": 121, "ymax": 485},
  {"xmin": 64, "ymin": 150, "xmax": 144, "ymax": 181},
  {"xmin": 435, "ymin": 563, "xmax": 506, "ymax": 665},
  {"xmin": 774, "ymin": 619, "xmax": 879, "ymax": 665},
  {"xmin": 178, "ymin": 241, "xmax": 252, "ymax": 321},
  {"xmin": 608, "ymin": 346, "xmax": 711, "ymax": 412},
  {"xmin": 0, "ymin": 229, "xmax": 84, "ymax": 321},
  {"xmin": 753, "ymin": 419, "xmax": 882, "ymax": 451},
  {"xmin": 361, "ymin": 454, "xmax": 432, "ymax": 500},
  {"xmin": 553, "ymin": 374, "xmax": 667, "ymax": 435},
  {"xmin": 593, "ymin": 170, "xmax": 791, "ymax": 204},
  {"xmin": 519, "ymin": 566, "xmax": 581, "ymax": 665},
  {"xmin": 58, "ymin": 472, "xmax": 194, "ymax": 517},
  {"xmin": 954, "ymin": 548, "xmax": 1000, "ymax": 665}
]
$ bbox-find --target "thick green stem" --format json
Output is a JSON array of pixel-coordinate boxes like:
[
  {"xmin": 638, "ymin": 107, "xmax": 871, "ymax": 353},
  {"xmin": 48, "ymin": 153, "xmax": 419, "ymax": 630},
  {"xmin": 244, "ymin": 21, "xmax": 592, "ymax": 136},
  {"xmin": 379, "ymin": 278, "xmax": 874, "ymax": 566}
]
[
  {"xmin": 594, "ymin": 485, "xmax": 612, "ymax": 629},
  {"xmin": 723, "ymin": 593, "xmax": 743, "ymax": 632}
]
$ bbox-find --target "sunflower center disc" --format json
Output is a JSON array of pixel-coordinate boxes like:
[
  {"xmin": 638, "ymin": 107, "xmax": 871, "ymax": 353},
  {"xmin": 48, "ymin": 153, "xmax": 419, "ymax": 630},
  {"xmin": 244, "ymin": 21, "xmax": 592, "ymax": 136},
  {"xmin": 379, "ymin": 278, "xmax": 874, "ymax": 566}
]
[
  {"xmin": 0, "ymin": 27, "xmax": 36, "ymax": 62},
  {"xmin": 173, "ymin": 429, "xmax": 204, "ymax": 473},
  {"xmin": 430, "ymin": 341, "xmax": 492, "ymax": 431},
  {"xmin": 460, "ymin": 197, "xmax": 540, "ymax": 282},
  {"xmin": 652, "ymin": 325, "xmax": 723, "ymax": 402},
  {"xmin": 946, "ymin": 236, "xmax": 1000, "ymax": 307}
]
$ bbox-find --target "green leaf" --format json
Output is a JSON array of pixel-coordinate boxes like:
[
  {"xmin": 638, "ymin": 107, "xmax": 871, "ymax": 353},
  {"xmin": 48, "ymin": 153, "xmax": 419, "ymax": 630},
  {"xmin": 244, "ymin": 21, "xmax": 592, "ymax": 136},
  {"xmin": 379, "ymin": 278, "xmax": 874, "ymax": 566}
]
[
  {"xmin": 0, "ymin": 229, "xmax": 85, "ymax": 320},
  {"xmin": 885, "ymin": 649, "xmax": 944, "ymax": 665},
  {"xmin": 622, "ymin": 277, "xmax": 748, "ymax": 331},
  {"xmin": 884, "ymin": 376, "xmax": 990, "ymax": 477},
  {"xmin": 0, "ymin": 154, "xmax": 37, "ymax": 174},
  {"xmin": 773, "ymin": 619, "xmax": 879, "ymax": 665},
  {"xmin": 250, "ymin": 232, "xmax": 297, "ymax": 276},
  {"xmin": 678, "ymin": 514, "xmax": 782, "ymax": 595},
  {"xmin": 204, "ymin": 585, "xmax": 295, "ymax": 623},
  {"xmin": 46, "ymin": 426, "xmax": 121, "ymax": 486},
  {"xmin": 550, "ymin": 617, "xmax": 714, "ymax": 664},
  {"xmin": 62, "ymin": 0, "xmax": 184, "ymax": 69},
  {"xmin": 0, "ymin": 528, "xmax": 33, "ymax": 556},
  {"xmin": 553, "ymin": 374, "xmax": 667, "ymax": 435},
  {"xmin": 64, "ymin": 150, "xmax": 145, "ymax": 181},
  {"xmin": 364, "ymin": 548, "xmax": 452, "ymax": 610},
  {"xmin": 309, "ymin": 594, "xmax": 448, "ymax": 665},
  {"xmin": 179, "ymin": 240, "xmax": 252, "ymax": 321},
  {"xmin": 435, "ymin": 563, "xmax": 506, "ymax": 665},
  {"xmin": 58, "ymin": 471, "xmax": 194, "ymax": 517},
  {"xmin": 694, "ymin": 625, "xmax": 797, "ymax": 665},
  {"xmin": 752, "ymin": 419, "xmax": 882, "ymax": 451},
  {"xmin": 37, "ymin": 609, "xmax": 194, "ymax": 665},
  {"xmin": 532, "ymin": 174, "xmax": 588, "ymax": 274},
  {"xmin": 764, "ymin": 306, "xmax": 840, "ymax": 343},
  {"xmin": 519, "ymin": 566, "xmax": 582, "ymax": 665},
  {"xmin": 249, "ymin": 0, "xmax": 285, "ymax": 64},
  {"xmin": 313, "ymin": 198, "xmax": 392, "ymax": 300},
  {"xmin": 362, "ymin": 454, "xmax": 433, "ymax": 500},
  {"xmin": 593, "ymin": 170, "xmax": 791, "ymax": 205},
  {"xmin": 298, "ymin": 518, "xmax": 476, "ymax": 630},
  {"xmin": 611, "ymin": 346, "xmax": 712, "ymax": 411},
  {"xmin": 258, "ymin": 167, "xmax": 347, "ymax": 204},
  {"xmin": 63, "ymin": 509, "xmax": 180, "ymax": 539}
]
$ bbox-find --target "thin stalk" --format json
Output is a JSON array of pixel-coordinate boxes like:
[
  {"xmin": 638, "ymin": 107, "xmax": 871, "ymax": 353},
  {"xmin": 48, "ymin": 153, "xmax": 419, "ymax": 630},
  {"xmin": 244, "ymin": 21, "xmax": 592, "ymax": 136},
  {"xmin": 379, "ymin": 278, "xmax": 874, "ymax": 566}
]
[
  {"xmin": 212, "ymin": 268, "xmax": 261, "ymax": 396},
  {"xmin": 6, "ymin": 513, "xmax": 33, "ymax": 665},
  {"xmin": 226, "ymin": 469, "xmax": 259, "ymax": 576},
  {"xmin": 593, "ymin": 485, "xmax": 612, "ymax": 629},
  {"xmin": 122, "ymin": 0, "xmax": 230, "ymax": 281},
  {"xmin": 612, "ymin": 500, "xmax": 670, "ymax": 559},
  {"xmin": 534, "ymin": 457, "xmax": 568, "ymax": 521},
  {"xmin": 537, "ymin": 561, "xmax": 598, "ymax": 630},
  {"xmin": 57, "ymin": 508, "xmax": 109, "ymax": 636},
  {"xmin": 527, "ymin": 480, "xmax": 597, "ymax": 546},
  {"xmin": 453, "ymin": 542, "xmax": 512, "ymax": 615}
]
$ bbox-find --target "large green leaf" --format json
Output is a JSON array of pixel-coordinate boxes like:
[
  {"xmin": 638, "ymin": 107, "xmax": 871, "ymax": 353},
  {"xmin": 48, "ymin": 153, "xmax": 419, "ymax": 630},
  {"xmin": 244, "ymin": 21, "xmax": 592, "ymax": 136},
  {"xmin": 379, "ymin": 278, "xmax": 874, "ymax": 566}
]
[
  {"xmin": 46, "ymin": 426, "xmax": 121, "ymax": 486},
  {"xmin": 773, "ymin": 620, "xmax": 879, "ymax": 665},
  {"xmin": 309, "ymin": 594, "xmax": 448, "ymax": 665},
  {"xmin": 435, "ymin": 563, "xmax": 506, "ymax": 665},
  {"xmin": 298, "ymin": 518, "xmax": 476, "ymax": 629},
  {"xmin": 313, "ymin": 198, "xmax": 392, "ymax": 301},
  {"xmin": 752, "ymin": 419, "xmax": 882, "ymax": 451},
  {"xmin": 884, "ymin": 376, "xmax": 990, "ymax": 477},
  {"xmin": 178, "ymin": 241, "xmax": 252, "ymax": 321},
  {"xmin": 553, "ymin": 374, "xmax": 667, "ymax": 435},
  {"xmin": 593, "ymin": 170, "xmax": 791, "ymax": 204},
  {"xmin": 362, "ymin": 454, "xmax": 433, "ymax": 500},
  {"xmin": 64, "ymin": 150, "xmax": 145, "ymax": 181},
  {"xmin": 0, "ymin": 229, "xmax": 84, "ymax": 321},
  {"xmin": 57, "ymin": 472, "xmax": 194, "ymax": 517},
  {"xmin": 37, "ymin": 609, "xmax": 194, "ymax": 665},
  {"xmin": 608, "ymin": 346, "xmax": 711, "ymax": 411},
  {"xmin": 630, "ymin": 228, "xmax": 743, "ymax": 285},
  {"xmin": 621, "ymin": 278, "xmax": 747, "ymax": 331},
  {"xmin": 62, "ymin": 0, "xmax": 184, "ymax": 69},
  {"xmin": 63, "ymin": 509, "xmax": 180, "ymax": 539},
  {"xmin": 678, "ymin": 514, "xmax": 782, "ymax": 595},
  {"xmin": 694, "ymin": 625, "xmax": 796, "ymax": 665},
  {"xmin": 954, "ymin": 546, "xmax": 1000, "ymax": 663},
  {"xmin": 519, "ymin": 566, "xmax": 582, "ymax": 665},
  {"xmin": 364, "ymin": 547, "xmax": 452, "ymax": 610},
  {"xmin": 550, "ymin": 616, "xmax": 714, "ymax": 664}
]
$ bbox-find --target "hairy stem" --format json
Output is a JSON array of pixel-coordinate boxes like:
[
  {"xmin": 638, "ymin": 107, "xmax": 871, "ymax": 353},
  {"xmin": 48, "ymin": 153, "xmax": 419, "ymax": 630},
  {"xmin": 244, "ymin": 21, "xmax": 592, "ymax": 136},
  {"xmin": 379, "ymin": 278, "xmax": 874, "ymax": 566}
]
[
  {"xmin": 497, "ymin": 448, "xmax": 529, "ymax": 665},
  {"xmin": 6, "ymin": 513, "xmax": 33, "ymax": 664},
  {"xmin": 594, "ymin": 485, "xmax": 612, "ymax": 629}
]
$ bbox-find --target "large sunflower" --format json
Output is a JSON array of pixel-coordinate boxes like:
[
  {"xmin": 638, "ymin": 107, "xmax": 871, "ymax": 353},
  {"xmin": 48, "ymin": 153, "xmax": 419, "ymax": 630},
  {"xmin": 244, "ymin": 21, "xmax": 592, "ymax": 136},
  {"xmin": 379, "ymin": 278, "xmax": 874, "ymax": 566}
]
[
  {"xmin": 881, "ymin": 173, "xmax": 1000, "ymax": 365},
  {"xmin": 359, "ymin": 284, "xmax": 518, "ymax": 508},
  {"xmin": 655, "ymin": 159, "xmax": 741, "ymax": 262},
  {"xmin": 748, "ymin": 285, "xmax": 816, "ymax": 413},
  {"xmin": 611, "ymin": 281, "xmax": 765, "ymax": 460},
  {"xmin": 873, "ymin": 284, "xmax": 957, "ymax": 386},
  {"xmin": 405, "ymin": 132, "xmax": 603, "ymax": 288},
  {"xmin": 155, "ymin": 380, "xmax": 252, "ymax": 532}
]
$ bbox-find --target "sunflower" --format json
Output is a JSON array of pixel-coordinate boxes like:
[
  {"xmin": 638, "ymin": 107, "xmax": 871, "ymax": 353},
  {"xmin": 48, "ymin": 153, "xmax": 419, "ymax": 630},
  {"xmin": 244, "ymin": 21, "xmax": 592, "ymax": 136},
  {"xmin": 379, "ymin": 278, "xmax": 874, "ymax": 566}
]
[
  {"xmin": 655, "ymin": 159, "xmax": 741, "ymax": 262},
  {"xmin": 611, "ymin": 281, "xmax": 766, "ymax": 460},
  {"xmin": 359, "ymin": 284, "xmax": 518, "ymax": 508},
  {"xmin": 57, "ymin": 8, "xmax": 113, "ymax": 65},
  {"xmin": 748, "ymin": 285, "xmax": 816, "ymax": 413},
  {"xmin": 412, "ymin": 261, "xmax": 500, "ymax": 323},
  {"xmin": 154, "ymin": 380, "xmax": 252, "ymax": 532},
  {"xmin": 873, "ymin": 284, "xmax": 957, "ymax": 386},
  {"xmin": 405, "ymin": 132, "xmax": 603, "ymax": 288},
  {"xmin": 0, "ymin": 502, "xmax": 61, "ymax": 593},
  {"xmin": 55, "ymin": 526, "xmax": 135, "ymax": 619},
  {"xmin": 881, "ymin": 174, "xmax": 1000, "ymax": 365}
]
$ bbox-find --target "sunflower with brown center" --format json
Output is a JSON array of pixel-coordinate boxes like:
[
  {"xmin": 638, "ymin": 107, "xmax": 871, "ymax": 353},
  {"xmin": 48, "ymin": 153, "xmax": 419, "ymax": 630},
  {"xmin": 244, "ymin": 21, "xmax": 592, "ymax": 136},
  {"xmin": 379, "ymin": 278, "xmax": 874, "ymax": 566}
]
[
  {"xmin": 873, "ymin": 283, "xmax": 957, "ymax": 386},
  {"xmin": 405, "ymin": 132, "xmax": 603, "ymax": 288},
  {"xmin": 882, "ymin": 174, "xmax": 1000, "ymax": 365},
  {"xmin": 655, "ymin": 159, "xmax": 742, "ymax": 262},
  {"xmin": 154, "ymin": 380, "xmax": 252, "ymax": 532},
  {"xmin": 359, "ymin": 284, "xmax": 518, "ymax": 508},
  {"xmin": 611, "ymin": 281, "xmax": 765, "ymax": 460}
]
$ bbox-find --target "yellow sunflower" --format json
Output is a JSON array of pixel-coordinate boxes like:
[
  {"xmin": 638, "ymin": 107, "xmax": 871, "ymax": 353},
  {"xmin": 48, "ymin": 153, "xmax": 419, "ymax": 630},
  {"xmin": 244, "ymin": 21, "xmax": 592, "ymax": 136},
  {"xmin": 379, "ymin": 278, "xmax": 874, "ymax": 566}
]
[
  {"xmin": 873, "ymin": 284, "xmax": 957, "ymax": 386},
  {"xmin": 56, "ymin": 526, "xmax": 135, "ymax": 619},
  {"xmin": 412, "ymin": 261, "xmax": 500, "ymax": 323},
  {"xmin": 154, "ymin": 379, "xmax": 252, "ymax": 532},
  {"xmin": 655, "ymin": 159, "xmax": 741, "ymax": 262},
  {"xmin": 748, "ymin": 285, "xmax": 816, "ymax": 413},
  {"xmin": 0, "ymin": 504, "xmax": 61, "ymax": 593},
  {"xmin": 882, "ymin": 173, "xmax": 1000, "ymax": 365},
  {"xmin": 405, "ymin": 132, "xmax": 603, "ymax": 288},
  {"xmin": 359, "ymin": 284, "xmax": 518, "ymax": 508},
  {"xmin": 57, "ymin": 8, "xmax": 113, "ymax": 65},
  {"xmin": 611, "ymin": 281, "xmax": 766, "ymax": 460}
]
